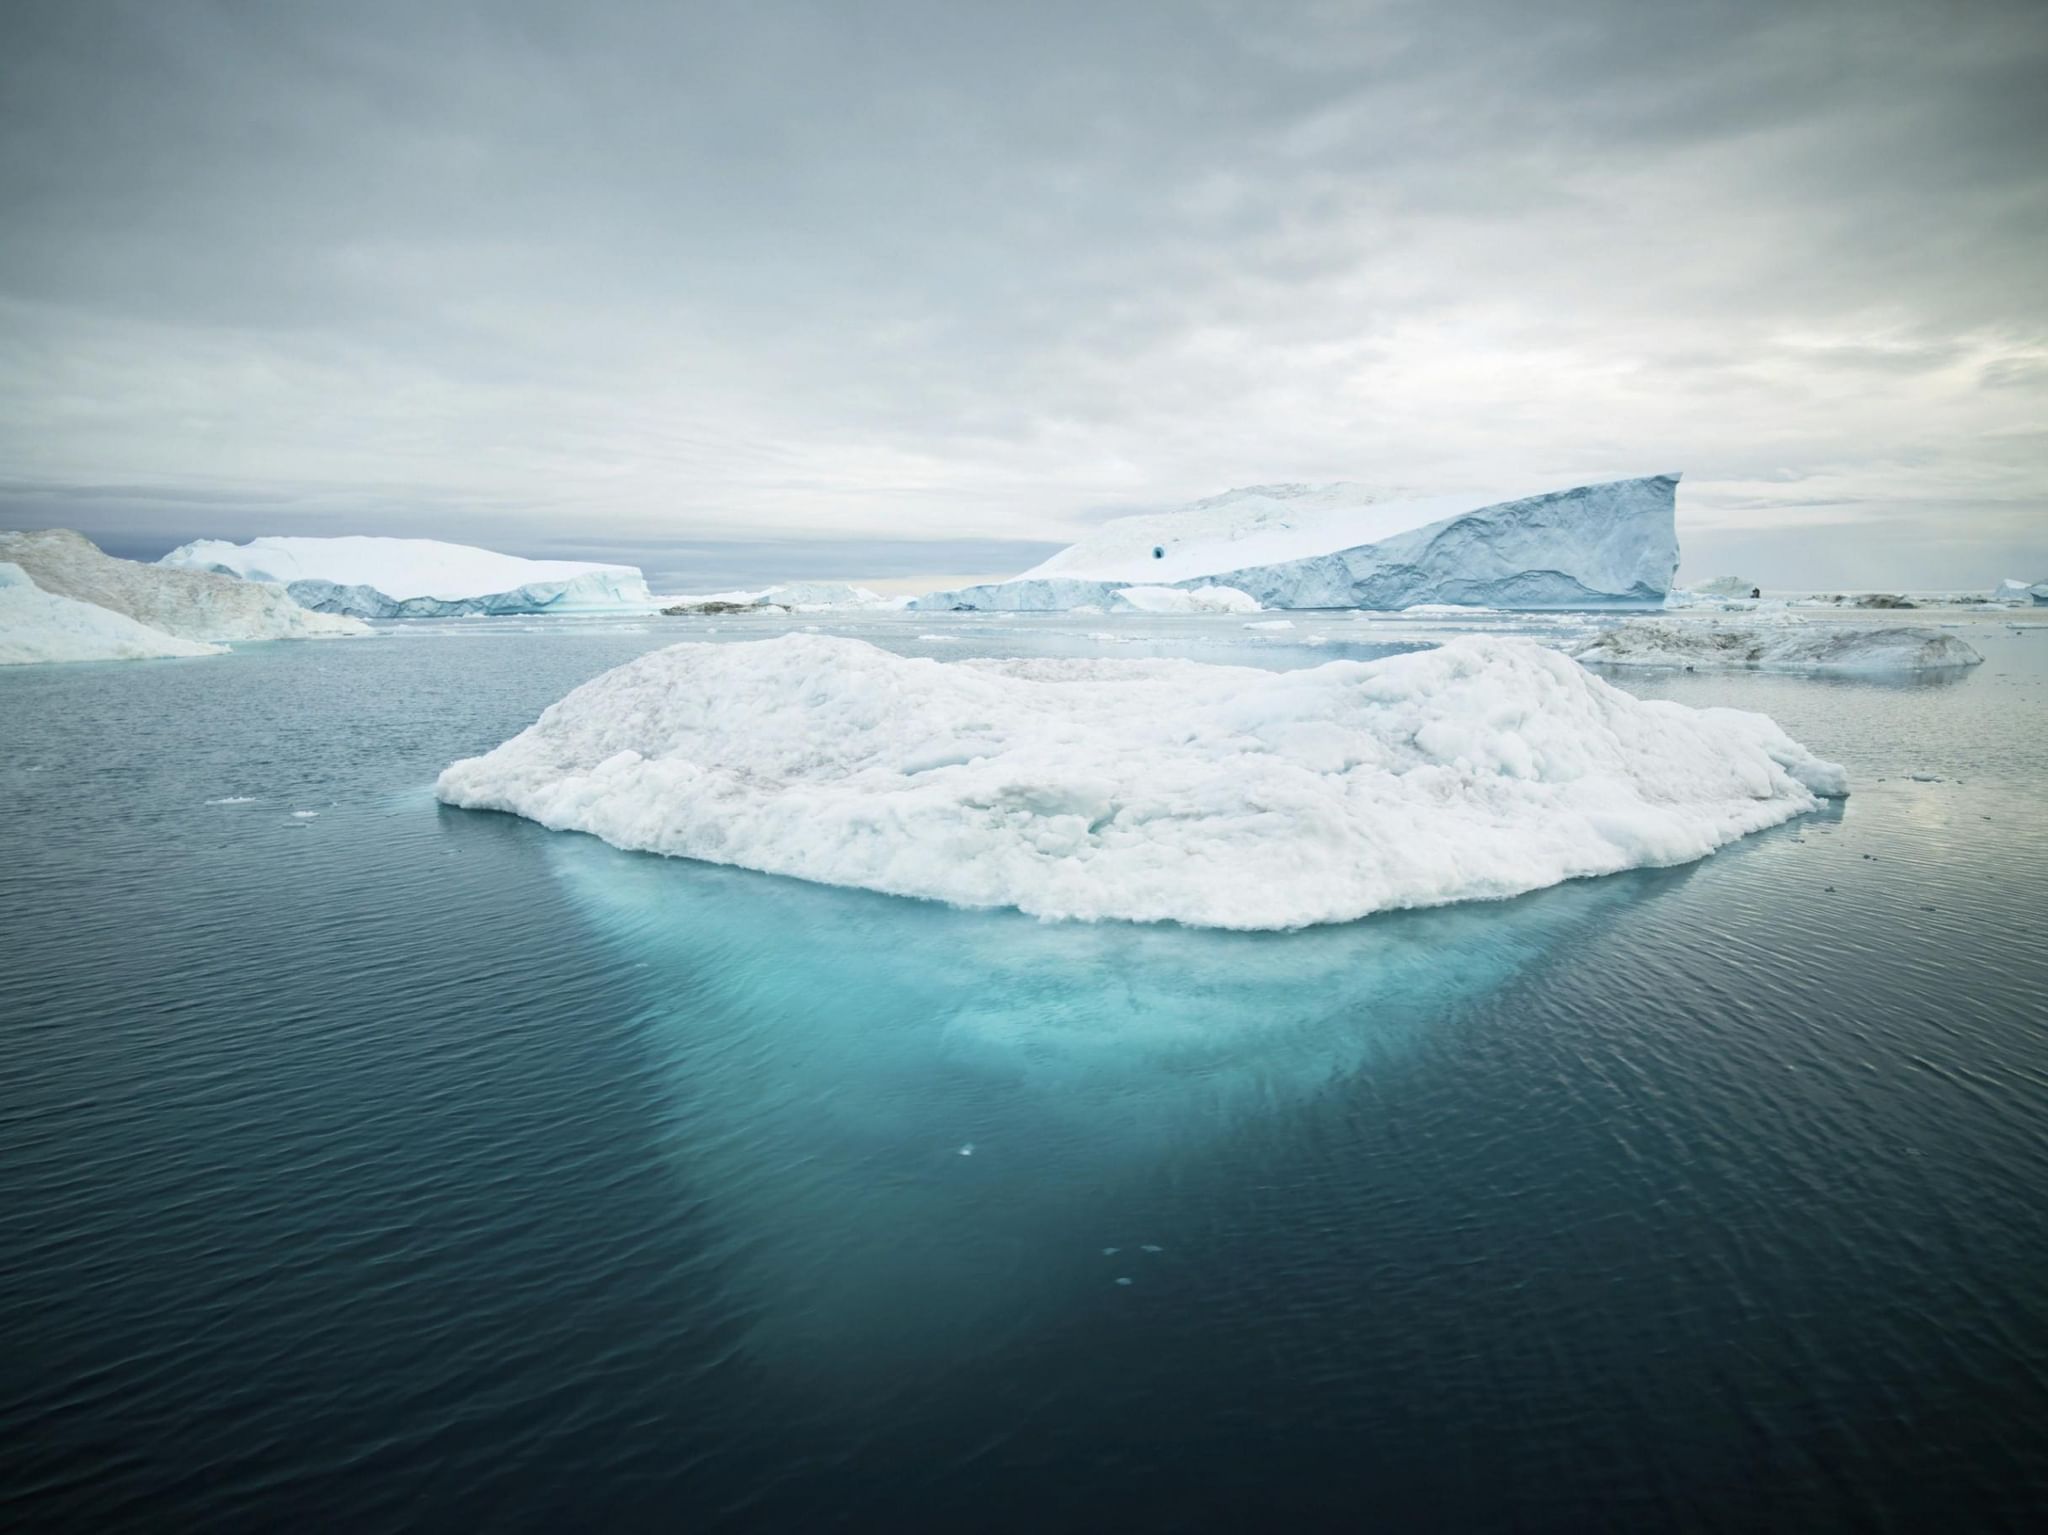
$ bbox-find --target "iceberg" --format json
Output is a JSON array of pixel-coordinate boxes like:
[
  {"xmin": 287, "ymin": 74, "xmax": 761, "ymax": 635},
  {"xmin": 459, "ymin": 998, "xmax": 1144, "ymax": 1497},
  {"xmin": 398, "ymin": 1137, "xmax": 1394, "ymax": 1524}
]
[
  {"xmin": 1693, "ymin": 576, "xmax": 1760, "ymax": 599},
  {"xmin": 437, "ymin": 632, "xmax": 1846, "ymax": 930},
  {"xmin": 0, "ymin": 561, "xmax": 225, "ymax": 665},
  {"xmin": 1108, "ymin": 585, "xmax": 1262, "ymax": 615},
  {"xmin": 912, "ymin": 475, "xmax": 1680, "ymax": 612},
  {"xmin": 158, "ymin": 535, "xmax": 656, "ymax": 619},
  {"xmin": 1575, "ymin": 620, "xmax": 1983, "ymax": 671},
  {"xmin": 0, "ymin": 529, "xmax": 368, "ymax": 642},
  {"xmin": 1992, "ymin": 578, "xmax": 2047, "ymax": 605},
  {"xmin": 662, "ymin": 582, "xmax": 903, "ymax": 614}
]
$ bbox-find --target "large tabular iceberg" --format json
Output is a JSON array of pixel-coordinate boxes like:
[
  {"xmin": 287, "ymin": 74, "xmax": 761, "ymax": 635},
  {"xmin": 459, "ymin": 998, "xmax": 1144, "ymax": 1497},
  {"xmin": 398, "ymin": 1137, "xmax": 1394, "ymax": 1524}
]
[
  {"xmin": 1576, "ymin": 620, "xmax": 1983, "ymax": 672},
  {"xmin": 912, "ymin": 475, "xmax": 1680, "ymax": 612},
  {"xmin": 0, "ymin": 561, "xmax": 226, "ymax": 665},
  {"xmin": 437, "ymin": 633, "xmax": 1845, "ymax": 930},
  {"xmin": 0, "ymin": 529, "xmax": 368, "ymax": 642},
  {"xmin": 159, "ymin": 535, "xmax": 656, "ymax": 618}
]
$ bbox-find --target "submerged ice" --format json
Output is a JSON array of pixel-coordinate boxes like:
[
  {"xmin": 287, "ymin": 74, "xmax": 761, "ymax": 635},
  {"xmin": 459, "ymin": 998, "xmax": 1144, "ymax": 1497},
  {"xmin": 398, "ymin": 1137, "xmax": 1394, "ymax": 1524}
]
[{"xmin": 437, "ymin": 632, "xmax": 1846, "ymax": 929}]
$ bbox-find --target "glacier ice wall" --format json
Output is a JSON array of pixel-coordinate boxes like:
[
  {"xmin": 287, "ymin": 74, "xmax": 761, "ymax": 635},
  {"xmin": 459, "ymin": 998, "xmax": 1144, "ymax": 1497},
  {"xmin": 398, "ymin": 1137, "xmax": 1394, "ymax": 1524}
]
[
  {"xmin": 0, "ymin": 561, "xmax": 227, "ymax": 664},
  {"xmin": 0, "ymin": 529, "xmax": 368, "ymax": 642},
  {"xmin": 914, "ymin": 475, "xmax": 1680, "ymax": 612}
]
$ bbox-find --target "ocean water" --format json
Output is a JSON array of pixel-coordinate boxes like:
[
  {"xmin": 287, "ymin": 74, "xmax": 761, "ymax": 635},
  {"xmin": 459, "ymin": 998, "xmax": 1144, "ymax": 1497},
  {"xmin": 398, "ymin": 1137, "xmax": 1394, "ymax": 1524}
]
[{"xmin": 3, "ymin": 612, "xmax": 2046, "ymax": 1531}]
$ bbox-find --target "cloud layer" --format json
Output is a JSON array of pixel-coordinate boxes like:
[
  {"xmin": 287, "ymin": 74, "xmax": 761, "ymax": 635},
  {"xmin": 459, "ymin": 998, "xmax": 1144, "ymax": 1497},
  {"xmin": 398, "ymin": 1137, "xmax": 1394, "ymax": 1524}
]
[{"xmin": 3, "ymin": 0, "xmax": 2043, "ymax": 585}]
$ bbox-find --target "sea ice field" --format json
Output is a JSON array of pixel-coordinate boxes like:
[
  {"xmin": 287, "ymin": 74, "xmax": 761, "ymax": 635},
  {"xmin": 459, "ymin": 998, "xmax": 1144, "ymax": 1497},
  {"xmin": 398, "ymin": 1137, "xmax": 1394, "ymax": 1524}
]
[{"xmin": 3, "ymin": 605, "xmax": 2046, "ymax": 1530}]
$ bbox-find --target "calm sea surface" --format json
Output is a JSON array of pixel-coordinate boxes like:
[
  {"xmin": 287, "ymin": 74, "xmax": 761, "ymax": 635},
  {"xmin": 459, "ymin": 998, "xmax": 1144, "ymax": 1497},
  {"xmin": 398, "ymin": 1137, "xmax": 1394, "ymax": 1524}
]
[{"xmin": 3, "ymin": 611, "xmax": 2046, "ymax": 1531}]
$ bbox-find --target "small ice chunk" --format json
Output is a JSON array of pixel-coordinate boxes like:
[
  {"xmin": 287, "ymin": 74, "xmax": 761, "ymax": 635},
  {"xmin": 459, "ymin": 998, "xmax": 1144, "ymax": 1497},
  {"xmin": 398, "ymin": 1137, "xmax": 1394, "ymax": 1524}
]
[
  {"xmin": 1140, "ymin": 1244, "xmax": 1164, "ymax": 1253},
  {"xmin": 290, "ymin": 810, "xmax": 319, "ymax": 819},
  {"xmin": 206, "ymin": 796, "xmax": 257, "ymax": 805},
  {"xmin": 1102, "ymin": 1246, "xmax": 1120, "ymax": 1255},
  {"xmin": 956, "ymin": 1142, "xmax": 975, "ymax": 1156},
  {"xmin": 1115, "ymin": 1277, "xmax": 1133, "ymax": 1286}
]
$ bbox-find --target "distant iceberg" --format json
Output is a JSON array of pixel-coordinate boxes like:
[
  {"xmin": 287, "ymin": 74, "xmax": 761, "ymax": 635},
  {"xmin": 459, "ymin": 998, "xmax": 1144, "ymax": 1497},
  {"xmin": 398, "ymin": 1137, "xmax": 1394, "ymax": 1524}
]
[
  {"xmin": 1575, "ymin": 620, "xmax": 1983, "ymax": 671},
  {"xmin": 1992, "ymin": 578, "xmax": 2047, "ymax": 605},
  {"xmin": 662, "ymin": 581, "xmax": 903, "ymax": 614},
  {"xmin": 1, "ymin": 529, "xmax": 367, "ymax": 642},
  {"xmin": 159, "ymin": 535, "xmax": 656, "ymax": 618},
  {"xmin": 437, "ymin": 632, "xmax": 1845, "ymax": 930},
  {"xmin": 913, "ymin": 475, "xmax": 1680, "ymax": 612},
  {"xmin": 0, "ymin": 561, "xmax": 226, "ymax": 665},
  {"xmin": 1109, "ymin": 585, "xmax": 1261, "ymax": 615}
]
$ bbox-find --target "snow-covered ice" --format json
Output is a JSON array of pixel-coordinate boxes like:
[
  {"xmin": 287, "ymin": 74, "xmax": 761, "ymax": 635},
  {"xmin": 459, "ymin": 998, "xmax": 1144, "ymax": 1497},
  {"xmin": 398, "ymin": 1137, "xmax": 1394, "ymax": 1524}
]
[
  {"xmin": 1, "ymin": 529, "xmax": 368, "ymax": 642},
  {"xmin": 437, "ymin": 632, "xmax": 1846, "ymax": 930},
  {"xmin": 160, "ymin": 535, "xmax": 656, "ymax": 619},
  {"xmin": 1108, "ymin": 585, "xmax": 1262, "ymax": 615},
  {"xmin": 0, "ymin": 561, "xmax": 226, "ymax": 665},
  {"xmin": 912, "ymin": 475, "xmax": 1680, "ymax": 612},
  {"xmin": 662, "ymin": 582, "xmax": 903, "ymax": 613},
  {"xmin": 1694, "ymin": 576, "xmax": 1759, "ymax": 598},
  {"xmin": 1575, "ymin": 620, "xmax": 1983, "ymax": 672}
]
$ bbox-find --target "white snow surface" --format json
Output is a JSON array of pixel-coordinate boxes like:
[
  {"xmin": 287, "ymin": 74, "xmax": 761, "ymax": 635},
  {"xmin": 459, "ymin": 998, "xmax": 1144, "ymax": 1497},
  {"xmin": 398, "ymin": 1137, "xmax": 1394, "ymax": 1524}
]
[
  {"xmin": 160, "ymin": 535, "xmax": 655, "ymax": 616},
  {"xmin": 436, "ymin": 633, "xmax": 1848, "ymax": 930},
  {"xmin": 0, "ymin": 529, "xmax": 367, "ymax": 642},
  {"xmin": 1575, "ymin": 620, "xmax": 1983, "ymax": 672},
  {"xmin": 0, "ymin": 562, "xmax": 225, "ymax": 665},
  {"xmin": 1024, "ymin": 483, "xmax": 1525, "ymax": 583},
  {"xmin": 1108, "ymin": 585, "xmax": 1262, "ymax": 614}
]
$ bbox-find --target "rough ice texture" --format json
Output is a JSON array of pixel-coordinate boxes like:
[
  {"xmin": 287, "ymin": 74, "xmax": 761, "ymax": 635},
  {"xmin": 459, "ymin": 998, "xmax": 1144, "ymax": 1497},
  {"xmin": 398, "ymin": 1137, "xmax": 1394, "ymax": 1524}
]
[
  {"xmin": 912, "ymin": 476, "xmax": 1680, "ymax": 612},
  {"xmin": 1694, "ymin": 576, "xmax": 1758, "ymax": 598},
  {"xmin": 160, "ymin": 534, "xmax": 656, "ymax": 618},
  {"xmin": 0, "ymin": 562, "xmax": 226, "ymax": 665},
  {"xmin": 1108, "ymin": 585, "xmax": 1262, "ymax": 615},
  {"xmin": 662, "ymin": 582, "xmax": 903, "ymax": 612},
  {"xmin": 436, "ymin": 633, "xmax": 1846, "ymax": 930},
  {"xmin": 1576, "ymin": 620, "xmax": 1983, "ymax": 671},
  {"xmin": 1991, "ymin": 578, "xmax": 2047, "ymax": 605},
  {"xmin": 0, "ymin": 529, "xmax": 368, "ymax": 642}
]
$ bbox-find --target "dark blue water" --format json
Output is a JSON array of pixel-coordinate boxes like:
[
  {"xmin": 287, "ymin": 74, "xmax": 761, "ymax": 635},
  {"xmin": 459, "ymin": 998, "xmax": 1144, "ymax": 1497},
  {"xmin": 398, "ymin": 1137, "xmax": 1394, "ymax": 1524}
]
[{"xmin": 4, "ymin": 616, "xmax": 2046, "ymax": 1531}]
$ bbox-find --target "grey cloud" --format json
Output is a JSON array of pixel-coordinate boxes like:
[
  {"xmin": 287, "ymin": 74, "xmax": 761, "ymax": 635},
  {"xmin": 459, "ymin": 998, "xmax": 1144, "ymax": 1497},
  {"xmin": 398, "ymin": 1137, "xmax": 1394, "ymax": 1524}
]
[{"xmin": 1, "ymin": 0, "xmax": 2044, "ymax": 587}]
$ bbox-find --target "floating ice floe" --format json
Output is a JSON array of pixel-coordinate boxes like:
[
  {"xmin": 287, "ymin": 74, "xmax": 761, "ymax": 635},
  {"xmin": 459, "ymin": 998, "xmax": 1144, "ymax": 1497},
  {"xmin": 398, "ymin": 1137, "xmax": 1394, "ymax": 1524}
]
[
  {"xmin": 1, "ymin": 530, "xmax": 369, "ymax": 643},
  {"xmin": 0, "ymin": 561, "xmax": 227, "ymax": 665},
  {"xmin": 1574, "ymin": 620, "xmax": 1982, "ymax": 672},
  {"xmin": 160, "ymin": 534, "xmax": 656, "ymax": 619},
  {"xmin": 437, "ymin": 633, "xmax": 1847, "ymax": 930}
]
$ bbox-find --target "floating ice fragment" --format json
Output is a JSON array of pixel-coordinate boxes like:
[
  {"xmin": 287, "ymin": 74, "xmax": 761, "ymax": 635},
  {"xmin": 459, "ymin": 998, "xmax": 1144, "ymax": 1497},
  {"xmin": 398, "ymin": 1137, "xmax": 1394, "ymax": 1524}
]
[
  {"xmin": 206, "ymin": 796, "xmax": 257, "ymax": 804},
  {"xmin": 1102, "ymin": 1247, "xmax": 1120, "ymax": 1255},
  {"xmin": 1115, "ymin": 1277, "xmax": 1133, "ymax": 1286},
  {"xmin": 290, "ymin": 810, "xmax": 319, "ymax": 819},
  {"xmin": 1140, "ymin": 1244, "xmax": 1164, "ymax": 1253},
  {"xmin": 956, "ymin": 1143, "xmax": 975, "ymax": 1156}
]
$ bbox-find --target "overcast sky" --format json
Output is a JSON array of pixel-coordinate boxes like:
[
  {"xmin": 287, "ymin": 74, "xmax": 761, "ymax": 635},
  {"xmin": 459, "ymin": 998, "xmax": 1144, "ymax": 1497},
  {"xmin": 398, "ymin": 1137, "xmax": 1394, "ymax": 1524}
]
[{"xmin": 2, "ymin": 0, "xmax": 2043, "ymax": 589}]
